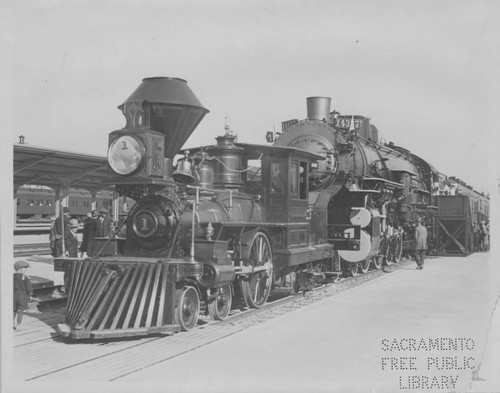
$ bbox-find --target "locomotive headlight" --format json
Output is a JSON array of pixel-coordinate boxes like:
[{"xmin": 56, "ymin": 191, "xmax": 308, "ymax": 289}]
[{"xmin": 108, "ymin": 135, "xmax": 145, "ymax": 175}]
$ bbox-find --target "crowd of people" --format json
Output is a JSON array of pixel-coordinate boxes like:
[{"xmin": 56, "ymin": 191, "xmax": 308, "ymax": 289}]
[
  {"xmin": 432, "ymin": 181, "xmax": 463, "ymax": 196},
  {"xmin": 49, "ymin": 207, "xmax": 114, "ymax": 259},
  {"xmin": 14, "ymin": 207, "xmax": 121, "ymax": 330},
  {"xmin": 411, "ymin": 217, "xmax": 489, "ymax": 272},
  {"xmin": 46, "ymin": 207, "xmax": 119, "ymax": 296}
]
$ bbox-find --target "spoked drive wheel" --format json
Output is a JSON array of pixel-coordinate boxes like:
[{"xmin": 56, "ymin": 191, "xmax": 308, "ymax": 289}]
[
  {"xmin": 371, "ymin": 256, "xmax": 382, "ymax": 270},
  {"xmin": 359, "ymin": 258, "xmax": 370, "ymax": 274},
  {"xmin": 383, "ymin": 240, "xmax": 393, "ymax": 266},
  {"xmin": 392, "ymin": 234, "xmax": 403, "ymax": 263},
  {"xmin": 239, "ymin": 231, "xmax": 274, "ymax": 308},
  {"xmin": 208, "ymin": 284, "xmax": 233, "ymax": 320},
  {"xmin": 175, "ymin": 286, "xmax": 200, "ymax": 331}
]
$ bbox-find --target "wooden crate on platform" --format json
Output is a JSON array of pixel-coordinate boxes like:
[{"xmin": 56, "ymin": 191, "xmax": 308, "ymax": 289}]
[{"xmin": 436, "ymin": 195, "xmax": 473, "ymax": 256}]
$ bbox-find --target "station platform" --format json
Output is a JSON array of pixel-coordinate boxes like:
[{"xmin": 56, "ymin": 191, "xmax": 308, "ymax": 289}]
[
  {"xmin": 7, "ymin": 252, "xmax": 499, "ymax": 393},
  {"xmin": 113, "ymin": 252, "xmax": 497, "ymax": 393},
  {"xmin": 13, "ymin": 232, "xmax": 83, "ymax": 289},
  {"xmin": 13, "ymin": 255, "xmax": 65, "ymax": 289}
]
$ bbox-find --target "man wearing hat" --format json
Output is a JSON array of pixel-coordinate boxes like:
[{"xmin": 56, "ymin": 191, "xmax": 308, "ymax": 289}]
[
  {"xmin": 79, "ymin": 210, "xmax": 98, "ymax": 257},
  {"xmin": 65, "ymin": 218, "xmax": 80, "ymax": 258},
  {"xmin": 56, "ymin": 218, "xmax": 80, "ymax": 293},
  {"xmin": 96, "ymin": 208, "xmax": 112, "ymax": 237},
  {"xmin": 117, "ymin": 211, "xmax": 128, "ymax": 239},
  {"xmin": 55, "ymin": 217, "xmax": 80, "ymax": 258},
  {"xmin": 414, "ymin": 217, "xmax": 428, "ymax": 270},
  {"xmin": 53, "ymin": 207, "xmax": 71, "ymax": 257},
  {"xmin": 13, "ymin": 260, "xmax": 33, "ymax": 331}
]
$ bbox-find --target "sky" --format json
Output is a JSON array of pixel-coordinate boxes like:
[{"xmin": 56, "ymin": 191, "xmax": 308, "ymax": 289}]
[{"xmin": 4, "ymin": 0, "xmax": 500, "ymax": 195}]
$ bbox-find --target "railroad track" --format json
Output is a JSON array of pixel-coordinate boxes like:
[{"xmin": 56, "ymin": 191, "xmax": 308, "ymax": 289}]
[
  {"xmin": 13, "ymin": 257, "xmax": 414, "ymax": 382},
  {"xmin": 14, "ymin": 243, "xmax": 51, "ymax": 257}
]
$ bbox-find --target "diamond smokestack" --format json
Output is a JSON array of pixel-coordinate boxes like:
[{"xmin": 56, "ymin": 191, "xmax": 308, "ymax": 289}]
[{"xmin": 119, "ymin": 77, "xmax": 209, "ymax": 159}]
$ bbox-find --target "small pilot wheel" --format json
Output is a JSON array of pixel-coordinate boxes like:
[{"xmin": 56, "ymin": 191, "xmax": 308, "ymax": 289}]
[
  {"xmin": 208, "ymin": 284, "xmax": 233, "ymax": 321},
  {"xmin": 175, "ymin": 286, "xmax": 200, "ymax": 331},
  {"xmin": 359, "ymin": 258, "xmax": 370, "ymax": 274},
  {"xmin": 239, "ymin": 231, "xmax": 274, "ymax": 308},
  {"xmin": 371, "ymin": 256, "xmax": 382, "ymax": 270},
  {"xmin": 392, "ymin": 235, "xmax": 403, "ymax": 263}
]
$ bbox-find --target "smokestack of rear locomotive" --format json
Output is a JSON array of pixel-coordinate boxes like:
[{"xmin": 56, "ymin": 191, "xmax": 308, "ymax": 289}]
[
  {"xmin": 112, "ymin": 77, "xmax": 209, "ymax": 180},
  {"xmin": 306, "ymin": 96, "xmax": 378, "ymax": 142},
  {"xmin": 306, "ymin": 97, "xmax": 331, "ymax": 121}
]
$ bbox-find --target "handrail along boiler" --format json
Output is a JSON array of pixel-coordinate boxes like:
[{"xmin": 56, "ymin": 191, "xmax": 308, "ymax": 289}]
[{"xmin": 55, "ymin": 78, "xmax": 441, "ymax": 339}]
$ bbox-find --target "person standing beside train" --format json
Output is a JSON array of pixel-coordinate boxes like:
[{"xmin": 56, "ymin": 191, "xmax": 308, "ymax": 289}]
[
  {"xmin": 64, "ymin": 219, "xmax": 80, "ymax": 258},
  {"xmin": 59, "ymin": 218, "xmax": 80, "ymax": 293},
  {"xmin": 414, "ymin": 217, "xmax": 428, "ymax": 270},
  {"xmin": 53, "ymin": 207, "xmax": 71, "ymax": 257},
  {"xmin": 49, "ymin": 215, "xmax": 57, "ymax": 257},
  {"xmin": 79, "ymin": 210, "xmax": 98, "ymax": 258},
  {"xmin": 479, "ymin": 221, "xmax": 489, "ymax": 252},
  {"xmin": 96, "ymin": 208, "xmax": 112, "ymax": 237},
  {"xmin": 13, "ymin": 260, "xmax": 33, "ymax": 331},
  {"xmin": 472, "ymin": 222, "xmax": 480, "ymax": 253}
]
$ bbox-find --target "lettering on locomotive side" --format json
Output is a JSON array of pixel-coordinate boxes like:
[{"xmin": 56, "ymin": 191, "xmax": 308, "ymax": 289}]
[{"xmin": 379, "ymin": 337, "xmax": 477, "ymax": 390}]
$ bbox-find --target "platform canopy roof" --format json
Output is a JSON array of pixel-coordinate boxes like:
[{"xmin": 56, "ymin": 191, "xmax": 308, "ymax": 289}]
[{"xmin": 14, "ymin": 144, "xmax": 111, "ymax": 193}]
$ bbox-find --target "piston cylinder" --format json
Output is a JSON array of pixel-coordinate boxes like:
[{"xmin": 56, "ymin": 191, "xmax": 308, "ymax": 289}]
[
  {"xmin": 194, "ymin": 240, "xmax": 235, "ymax": 288},
  {"xmin": 197, "ymin": 261, "xmax": 236, "ymax": 288}
]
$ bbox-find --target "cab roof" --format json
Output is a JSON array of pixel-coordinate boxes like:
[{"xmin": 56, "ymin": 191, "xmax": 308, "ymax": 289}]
[{"xmin": 188, "ymin": 141, "xmax": 325, "ymax": 162}]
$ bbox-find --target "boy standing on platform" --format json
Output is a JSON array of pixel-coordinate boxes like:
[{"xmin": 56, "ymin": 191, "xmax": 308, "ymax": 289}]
[{"xmin": 13, "ymin": 260, "xmax": 33, "ymax": 331}]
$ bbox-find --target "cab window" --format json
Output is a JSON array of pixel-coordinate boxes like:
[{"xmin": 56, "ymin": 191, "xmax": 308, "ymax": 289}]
[
  {"xmin": 299, "ymin": 161, "xmax": 308, "ymax": 199},
  {"xmin": 290, "ymin": 161, "xmax": 298, "ymax": 196},
  {"xmin": 271, "ymin": 162, "xmax": 285, "ymax": 193}
]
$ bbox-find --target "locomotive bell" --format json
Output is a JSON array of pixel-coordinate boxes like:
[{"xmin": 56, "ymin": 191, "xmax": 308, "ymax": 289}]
[{"xmin": 173, "ymin": 151, "xmax": 196, "ymax": 184}]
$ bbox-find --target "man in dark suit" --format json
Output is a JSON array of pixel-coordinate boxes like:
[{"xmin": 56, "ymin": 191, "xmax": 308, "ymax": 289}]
[
  {"xmin": 53, "ymin": 207, "xmax": 71, "ymax": 257},
  {"xmin": 79, "ymin": 210, "xmax": 98, "ymax": 257},
  {"xmin": 96, "ymin": 208, "xmax": 112, "ymax": 237},
  {"xmin": 65, "ymin": 219, "xmax": 80, "ymax": 257},
  {"xmin": 60, "ymin": 218, "xmax": 80, "ymax": 293},
  {"xmin": 414, "ymin": 218, "xmax": 428, "ymax": 270}
]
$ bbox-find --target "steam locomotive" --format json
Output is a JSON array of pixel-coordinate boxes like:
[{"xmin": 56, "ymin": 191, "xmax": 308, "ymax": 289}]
[{"xmin": 54, "ymin": 77, "xmax": 441, "ymax": 339}]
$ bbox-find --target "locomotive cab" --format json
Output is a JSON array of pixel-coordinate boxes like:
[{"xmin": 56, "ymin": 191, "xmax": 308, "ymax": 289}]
[{"xmin": 235, "ymin": 143, "xmax": 325, "ymax": 223}]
